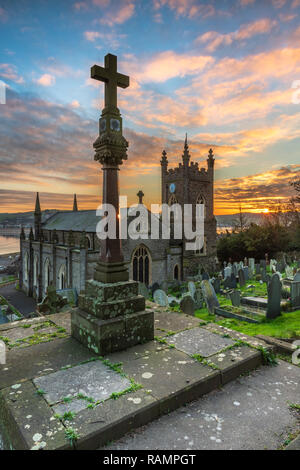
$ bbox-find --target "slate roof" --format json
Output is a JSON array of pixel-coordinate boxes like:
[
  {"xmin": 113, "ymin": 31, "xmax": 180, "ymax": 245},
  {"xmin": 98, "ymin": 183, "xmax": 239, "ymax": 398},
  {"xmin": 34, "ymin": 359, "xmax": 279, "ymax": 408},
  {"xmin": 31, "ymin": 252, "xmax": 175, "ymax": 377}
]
[{"xmin": 42, "ymin": 210, "xmax": 100, "ymax": 232}]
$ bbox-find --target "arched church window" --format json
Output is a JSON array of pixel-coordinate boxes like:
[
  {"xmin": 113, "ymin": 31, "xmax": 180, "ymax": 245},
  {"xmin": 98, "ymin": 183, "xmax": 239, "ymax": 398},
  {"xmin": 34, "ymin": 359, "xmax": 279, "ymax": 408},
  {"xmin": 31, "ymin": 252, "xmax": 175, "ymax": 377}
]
[
  {"xmin": 196, "ymin": 194, "xmax": 206, "ymax": 218},
  {"xmin": 33, "ymin": 254, "xmax": 39, "ymax": 286},
  {"xmin": 24, "ymin": 252, "xmax": 29, "ymax": 282},
  {"xmin": 44, "ymin": 258, "xmax": 50, "ymax": 293},
  {"xmin": 58, "ymin": 264, "xmax": 67, "ymax": 290},
  {"xmin": 132, "ymin": 245, "xmax": 151, "ymax": 286},
  {"xmin": 174, "ymin": 264, "xmax": 180, "ymax": 280}
]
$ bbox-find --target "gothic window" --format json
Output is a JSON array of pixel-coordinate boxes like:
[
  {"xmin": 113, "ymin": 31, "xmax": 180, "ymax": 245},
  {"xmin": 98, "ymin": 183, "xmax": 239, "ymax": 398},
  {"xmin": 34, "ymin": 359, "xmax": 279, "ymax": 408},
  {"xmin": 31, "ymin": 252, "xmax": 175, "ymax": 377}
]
[
  {"xmin": 58, "ymin": 264, "xmax": 66, "ymax": 290},
  {"xmin": 33, "ymin": 254, "xmax": 39, "ymax": 286},
  {"xmin": 132, "ymin": 245, "xmax": 151, "ymax": 286},
  {"xmin": 174, "ymin": 264, "xmax": 180, "ymax": 280},
  {"xmin": 24, "ymin": 252, "xmax": 29, "ymax": 282},
  {"xmin": 44, "ymin": 258, "xmax": 50, "ymax": 293},
  {"xmin": 86, "ymin": 236, "xmax": 91, "ymax": 250},
  {"xmin": 196, "ymin": 194, "xmax": 206, "ymax": 218}
]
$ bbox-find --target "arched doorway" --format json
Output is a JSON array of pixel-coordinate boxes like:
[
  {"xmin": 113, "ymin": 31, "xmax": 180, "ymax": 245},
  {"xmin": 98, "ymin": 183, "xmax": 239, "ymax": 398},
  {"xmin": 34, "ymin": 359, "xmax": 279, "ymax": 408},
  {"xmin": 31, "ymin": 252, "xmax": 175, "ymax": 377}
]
[
  {"xmin": 58, "ymin": 264, "xmax": 67, "ymax": 290},
  {"xmin": 132, "ymin": 245, "xmax": 151, "ymax": 286},
  {"xmin": 196, "ymin": 194, "xmax": 206, "ymax": 218}
]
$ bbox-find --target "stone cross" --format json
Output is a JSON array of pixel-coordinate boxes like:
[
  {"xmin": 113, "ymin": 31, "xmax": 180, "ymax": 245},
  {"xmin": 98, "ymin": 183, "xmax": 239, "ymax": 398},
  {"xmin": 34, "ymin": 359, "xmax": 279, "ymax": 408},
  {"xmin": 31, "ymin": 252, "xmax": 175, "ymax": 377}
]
[
  {"xmin": 137, "ymin": 190, "xmax": 144, "ymax": 205},
  {"xmin": 91, "ymin": 54, "xmax": 129, "ymax": 111}
]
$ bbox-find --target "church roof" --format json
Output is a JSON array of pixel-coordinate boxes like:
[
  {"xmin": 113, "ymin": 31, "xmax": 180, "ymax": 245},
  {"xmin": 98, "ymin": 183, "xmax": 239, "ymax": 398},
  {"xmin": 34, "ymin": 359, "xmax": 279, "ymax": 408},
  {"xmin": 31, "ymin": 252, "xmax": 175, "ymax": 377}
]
[{"xmin": 42, "ymin": 210, "xmax": 100, "ymax": 232}]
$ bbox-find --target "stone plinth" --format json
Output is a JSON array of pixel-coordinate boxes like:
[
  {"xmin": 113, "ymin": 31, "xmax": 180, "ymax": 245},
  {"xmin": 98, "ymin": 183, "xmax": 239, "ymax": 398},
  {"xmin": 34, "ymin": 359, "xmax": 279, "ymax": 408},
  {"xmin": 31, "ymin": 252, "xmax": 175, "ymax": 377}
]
[{"xmin": 71, "ymin": 279, "xmax": 154, "ymax": 355}]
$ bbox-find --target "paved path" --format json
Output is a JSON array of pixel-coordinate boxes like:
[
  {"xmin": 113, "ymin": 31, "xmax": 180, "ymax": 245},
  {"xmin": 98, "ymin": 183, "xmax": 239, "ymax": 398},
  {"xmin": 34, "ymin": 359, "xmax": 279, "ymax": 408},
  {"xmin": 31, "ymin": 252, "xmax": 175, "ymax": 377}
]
[
  {"xmin": 104, "ymin": 360, "xmax": 300, "ymax": 450},
  {"xmin": 0, "ymin": 283, "xmax": 36, "ymax": 317}
]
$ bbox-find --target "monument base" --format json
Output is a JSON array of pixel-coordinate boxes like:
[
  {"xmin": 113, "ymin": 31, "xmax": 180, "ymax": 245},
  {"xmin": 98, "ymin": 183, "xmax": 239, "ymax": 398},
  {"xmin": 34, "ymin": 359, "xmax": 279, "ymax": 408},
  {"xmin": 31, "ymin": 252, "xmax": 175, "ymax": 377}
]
[
  {"xmin": 94, "ymin": 261, "xmax": 129, "ymax": 283},
  {"xmin": 71, "ymin": 279, "xmax": 154, "ymax": 355}
]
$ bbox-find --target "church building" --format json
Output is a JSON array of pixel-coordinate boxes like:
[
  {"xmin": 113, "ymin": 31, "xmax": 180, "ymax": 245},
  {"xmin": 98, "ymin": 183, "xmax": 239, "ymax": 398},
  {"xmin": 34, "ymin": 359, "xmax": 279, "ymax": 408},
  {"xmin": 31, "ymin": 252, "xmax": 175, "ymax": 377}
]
[{"xmin": 19, "ymin": 137, "xmax": 217, "ymax": 301}]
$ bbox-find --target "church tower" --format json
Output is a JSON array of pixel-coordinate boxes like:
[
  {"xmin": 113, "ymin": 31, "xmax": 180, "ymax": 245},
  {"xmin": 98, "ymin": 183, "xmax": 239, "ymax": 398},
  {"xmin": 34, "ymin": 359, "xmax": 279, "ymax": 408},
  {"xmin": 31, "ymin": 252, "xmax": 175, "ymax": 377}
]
[
  {"xmin": 160, "ymin": 136, "xmax": 217, "ymax": 275},
  {"xmin": 34, "ymin": 192, "xmax": 42, "ymax": 241}
]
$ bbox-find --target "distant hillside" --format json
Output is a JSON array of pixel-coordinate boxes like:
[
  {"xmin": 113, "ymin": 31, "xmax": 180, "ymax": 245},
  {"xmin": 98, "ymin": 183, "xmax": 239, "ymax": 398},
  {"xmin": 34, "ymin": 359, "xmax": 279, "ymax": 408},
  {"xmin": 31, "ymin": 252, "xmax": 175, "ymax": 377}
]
[
  {"xmin": 215, "ymin": 212, "xmax": 266, "ymax": 227},
  {"xmin": 0, "ymin": 210, "xmax": 58, "ymax": 227},
  {"xmin": 0, "ymin": 209, "xmax": 267, "ymax": 229}
]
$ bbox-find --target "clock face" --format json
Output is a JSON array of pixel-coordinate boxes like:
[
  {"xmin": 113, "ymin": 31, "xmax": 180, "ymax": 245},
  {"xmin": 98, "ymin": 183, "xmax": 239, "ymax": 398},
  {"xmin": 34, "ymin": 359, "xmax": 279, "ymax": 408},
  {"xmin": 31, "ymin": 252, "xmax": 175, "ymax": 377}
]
[
  {"xmin": 169, "ymin": 183, "xmax": 176, "ymax": 193},
  {"xmin": 110, "ymin": 118, "xmax": 121, "ymax": 131},
  {"xmin": 100, "ymin": 118, "xmax": 106, "ymax": 132}
]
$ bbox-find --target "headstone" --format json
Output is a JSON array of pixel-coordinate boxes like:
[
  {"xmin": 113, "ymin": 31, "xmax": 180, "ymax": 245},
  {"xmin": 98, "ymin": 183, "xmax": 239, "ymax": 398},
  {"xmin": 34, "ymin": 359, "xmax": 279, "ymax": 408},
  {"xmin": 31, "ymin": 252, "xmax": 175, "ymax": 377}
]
[
  {"xmin": 194, "ymin": 289, "xmax": 204, "ymax": 309},
  {"xmin": 153, "ymin": 289, "xmax": 168, "ymax": 307},
  {"xmin": 266, "ymin": 273, "xmax": 281, "ymax": 319},
  {"xmin": 294, "ymin": 270, "xmax": 300, "ymax": 282},
  {"xmin": 260, "ymin": 259, "xmax": 266, "ymax": 269},
  {"xmin": 201, "ymin": 280, "xmax": 220, "ymax": 314},
  {"xmin": 229, "ymin": 290, "xmax": 241, "ymax": 307},
  {"xmin": 255, "ymin": 264, "xmax": 260, "ymax": 275},
  {"xmin": 180, "ymin": 295, "xmax": 195, "ymax": 316},
  {"xmin": 161, "ymin": 280, "xmax": 169, "ymax": 293},
  {"xmin": 138, "ymin": 282, "xmax": 150, "ymax": 298},
  {"xmin": 232, "ymin": 263, "xmax": 238, "ymax": 277},
  {"xmin": 212, "ymin": 278, "xmax": 221, "ymax": 294},
  {"xmin": 248, "ymin": 258, "xmax": 255, "ymax": 271},
  {"xmin": 238, "ymin": 268, "xmax": 245, "ymax": 287},
  {"xmin": 243, "ymin": 266, "xmax": 249, "ymax": 281},
  {"xmin": 261, "ymin": 268, "xmax": 267, "ymax": 283},
  {"xmin": 188, "ymin": 281, "xmax": 196, "ymax": 298},
  {"xmin": 224, "ymin": 266, "xmax": 231, "ymax": 279},
  {"xmin": 285, "ymin": 265, "xmax": 293, "ymax": 279},
  {"xmin": 202, "ymin": 272, "xmax": 210, "ymax": 281},
  {"xmin": 151, "ymin": 282, "xmax": 160, "ymax": 296}
]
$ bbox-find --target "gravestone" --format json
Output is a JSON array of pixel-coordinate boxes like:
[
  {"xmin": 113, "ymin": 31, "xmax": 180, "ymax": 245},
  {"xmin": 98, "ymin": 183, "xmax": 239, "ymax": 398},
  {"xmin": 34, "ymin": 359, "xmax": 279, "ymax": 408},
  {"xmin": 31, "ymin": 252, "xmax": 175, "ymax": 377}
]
[
  {"xmin": 285, "ymin": 265, "xmax": 293, "ymax": 279},
  {"xmin": 138, "ymin": 282, "xmax": 150, "ymax": 298},
  {"xmin": 202, "ymin": 272, "xmax": 210, "ymax": 281},
  {"xmin": 161, "ymin": 280, "xmax": 169, "ymax": 293},
  {"xmin": 266, "ymin": 273, "xmax": 281, "ymax": 319},
  {"xmin": 294, "ymin": 270, "xmax": 300, "ymax": 282},
  {"xmin": 188, "ymin": 281, "xmax": 196, "ymax": 298},
  {"xmin": 194, "ymin": 289, "xmax": 203, "ymax": 309},
  {"xmin": 224, "ymin": 266, "xmax": 231, "ymax": 279},
  {"xmin": 255, "ymin": 264, "xmax": 260, "ymax": 275},
  {"xmin": 230, "ymin": 290, "xmax": 241, "ymax": 307},
  {"xmin": 248, "ymin": 258, "xmax": 255, "ymax": 271},
  {"xmin": 201, "ymin": 280, "xmax": 220, "ymax": 314},
  {"xmin": 232, "ymin": 263, "xmax": 238, "ymax": 277},
  {"xmin": 153, "ymin": 289, "xmax": 169, "ymax": 307},
  {"xmin": 238, "ymin": 269, "xmax": 245, "ymax": 287},
  {"xmin": 260, "ymin": 259, "xmax": 266, "ymax": 269},
  {"xmin": 243, "ymin": 266, "xmax": 249, "ymax": 281},
  {"xmin": 261, "ymin": 268, "xmax": 267, "ymax": 283},
  {"xmin": 212, "ymin": 278, "xmax": 221, "ymax": 294},
  {"xmin": 180, "ymin": 295, "xmax": 195, "ymax": 316},
  {"xmin": 151, "ymin": 282, "xmax": 160, "ymax": 296}
]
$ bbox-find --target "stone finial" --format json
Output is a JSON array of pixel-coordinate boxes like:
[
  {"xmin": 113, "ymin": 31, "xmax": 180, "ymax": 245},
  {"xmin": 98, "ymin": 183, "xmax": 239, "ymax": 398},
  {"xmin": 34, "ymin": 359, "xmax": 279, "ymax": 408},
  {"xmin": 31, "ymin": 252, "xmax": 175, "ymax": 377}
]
[
  {"xmin": 137, "ymin": 190, "xmax": 144, "ymax": 205},
  {"xmin": 29, "ymin": 227, "xmax": 34, "ymax": 241},
  {"xmin": 160, "ymin": 149, "xmax": 168, "ymax": 167},
  {"xmin": 207, "ymin": 148, "xmax": 215, "ymax": 169},
  {"xmin": 73, "ymin": 194, "xmax": 78, "ymax": 212},
  {"xmin": 20, "ymin": 226, "xmax": 25, "ymax": 240}
]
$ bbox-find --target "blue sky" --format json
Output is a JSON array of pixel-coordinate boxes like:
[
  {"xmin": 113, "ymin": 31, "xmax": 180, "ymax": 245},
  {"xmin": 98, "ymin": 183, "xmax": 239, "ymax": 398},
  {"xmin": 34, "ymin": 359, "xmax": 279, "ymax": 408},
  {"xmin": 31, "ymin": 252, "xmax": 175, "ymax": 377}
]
[{"xmin": 0, "ymin": 0, "xmax": 300, "ymax": 213}]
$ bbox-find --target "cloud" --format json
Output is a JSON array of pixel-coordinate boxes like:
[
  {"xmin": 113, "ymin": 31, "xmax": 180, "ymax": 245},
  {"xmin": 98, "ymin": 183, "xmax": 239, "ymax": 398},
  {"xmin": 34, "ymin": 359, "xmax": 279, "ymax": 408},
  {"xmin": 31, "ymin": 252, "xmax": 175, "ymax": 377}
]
[
  {"xmin": 35, "ymin": 74, "xmax": 56, "ymax": 87},
  {"xmin": 84, "ymin": 30, "xmax": 127, "ymax": 48},
  {"xmin": 0, "ymin": 64, "xmax": 24, "ymax": 84},
  {"xmin": 153, "ymin": 0, "xmax": 215, "ymax": 19},
  {"xmin": 196, "ymin": 18, "xmax": 277, "ymax": 52},
  {"xmin": 215, "ymin": 165, "xmax": 300, "ymax": 213},
  {"xmin": 97, "ymin": 0, "xmax": 135, "ymax": 26},
  {"xmin": 121, "ymin": 50, "xmax": 214, "ymax": 83},
  {"xmin": 84, "ymin": 31, "xmax": 101, "ymax": 41}
]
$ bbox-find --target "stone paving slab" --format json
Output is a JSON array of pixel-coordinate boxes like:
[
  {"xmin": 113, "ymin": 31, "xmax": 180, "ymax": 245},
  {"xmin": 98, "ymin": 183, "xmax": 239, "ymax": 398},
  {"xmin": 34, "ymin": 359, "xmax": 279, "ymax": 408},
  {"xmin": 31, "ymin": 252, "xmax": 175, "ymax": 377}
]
[
  {"xmin": 103, "ymin": 360, "xmax": 300, "ymax": 451},
  {"xmin": 165, "ymin": 328, "xmax": 235, "ymax": 357},
  {"xmin": 48, "ymin": 311, "xmax": 72, "ymax": 334},
  {"xmin": 0, "ymin": 337, "xmax": 97, "ymax": 389},
  {"xmin": 153, "ymin": 310, "xmax": 202, "ymax": 337},
  {"xmin": 0, "ymin": 321, "xmax": 270, "ymax": 450},
  {"xmin": 34, "ymin": 360, "xmax": 131, "ymax": 407}
]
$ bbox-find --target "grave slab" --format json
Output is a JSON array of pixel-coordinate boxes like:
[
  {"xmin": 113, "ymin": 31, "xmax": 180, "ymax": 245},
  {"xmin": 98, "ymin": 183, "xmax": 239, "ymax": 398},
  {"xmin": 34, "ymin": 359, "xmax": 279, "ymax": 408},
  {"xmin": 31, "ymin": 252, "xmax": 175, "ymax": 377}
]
[{"xmin": 165, "ymin": 328, "xmax": 234, "ymax": 357}]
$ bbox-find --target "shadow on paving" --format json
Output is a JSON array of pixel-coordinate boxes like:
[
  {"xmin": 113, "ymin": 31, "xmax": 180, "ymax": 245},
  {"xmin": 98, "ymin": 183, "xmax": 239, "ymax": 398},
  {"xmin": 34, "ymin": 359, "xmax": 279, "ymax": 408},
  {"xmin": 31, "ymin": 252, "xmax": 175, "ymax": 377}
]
[{"xmin": 0, "ymin": 284, "xmax": 37, "ymax": 317}]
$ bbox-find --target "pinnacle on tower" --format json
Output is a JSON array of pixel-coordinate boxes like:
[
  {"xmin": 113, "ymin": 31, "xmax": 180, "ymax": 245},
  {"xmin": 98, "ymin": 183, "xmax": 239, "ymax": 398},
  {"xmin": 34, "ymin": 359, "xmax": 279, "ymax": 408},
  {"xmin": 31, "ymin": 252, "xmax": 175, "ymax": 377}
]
[
  {"xmin": 73, "ymin": 194, "xmax": 78, "ymax": 212},
  {"xmin": 182, "ymin": 133, "xmax": 190, "ymax": 166},
  {"xmin": 160, "ymin": 150, "xmax": 168, "ymax": 166},
  {"xmin": 35, "ymin": 192, "xmax": 41, "ymax": 214}
]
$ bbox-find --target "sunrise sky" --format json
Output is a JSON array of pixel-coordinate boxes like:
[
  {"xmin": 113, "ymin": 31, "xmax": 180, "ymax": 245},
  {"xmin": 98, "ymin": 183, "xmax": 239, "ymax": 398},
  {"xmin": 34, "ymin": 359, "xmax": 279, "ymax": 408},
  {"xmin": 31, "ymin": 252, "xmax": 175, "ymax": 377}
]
[{"xmin": 0, "ymin": 0, "xmax": 300, "ymax": 215}]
